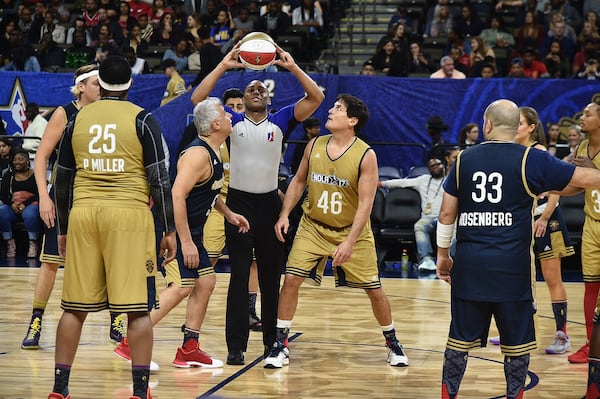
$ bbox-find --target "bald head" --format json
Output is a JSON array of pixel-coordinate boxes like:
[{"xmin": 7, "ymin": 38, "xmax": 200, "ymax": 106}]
[{"xmin": 483, "ymin": 99, "xmax": 519, "ymax": 141}]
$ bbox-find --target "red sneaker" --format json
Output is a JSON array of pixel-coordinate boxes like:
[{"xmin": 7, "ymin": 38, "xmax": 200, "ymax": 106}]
[
  {"xmin": 114, "ymin": 338, "xmax": 159, "ymax": 371},
  {"xmin": 172, "ymin": 344, "xmax": 224, "ymax": 368},
  {"xmin": 48, "ymin": 393, "xmax": 70, "ymax": 399},
  {"xmin": 129, "ymin": 387, "xmax": 152, "ymax": 399},
  {"xmin": 568, "ymin": 342, "xmax": 590, "ymax": 363}
]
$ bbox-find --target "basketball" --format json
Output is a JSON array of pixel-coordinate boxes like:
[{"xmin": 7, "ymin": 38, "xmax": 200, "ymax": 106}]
[{"xmin": 238, "ymin": 32, "xmax": 277, "ymax": 71}]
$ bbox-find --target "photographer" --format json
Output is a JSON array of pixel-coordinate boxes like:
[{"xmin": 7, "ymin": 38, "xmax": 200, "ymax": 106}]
[{"xmin": 576, "ymin": 58, "xmax": 600, "ymax": 79}]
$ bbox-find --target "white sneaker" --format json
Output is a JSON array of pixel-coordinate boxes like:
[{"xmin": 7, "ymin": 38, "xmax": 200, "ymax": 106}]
[
  {"xmin": 418, "ymin": 258, "xmax": 437, "ymax": 271},
  {"xmin": 545, "ymin": 331, "xmax": 571, "ymax": 354},
  {"xmin": 387, "ymin": 341, "xmax": 409, "ymax": 367},
  {"xmin": 264, "ymin": 342, "xmax": 290, "ymax": 369}
]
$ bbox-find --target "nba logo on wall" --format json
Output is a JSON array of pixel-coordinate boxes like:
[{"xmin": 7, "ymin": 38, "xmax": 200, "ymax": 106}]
[{"xmin": 0, "ymin": 78, "xmax": 53, "ymax": 136}]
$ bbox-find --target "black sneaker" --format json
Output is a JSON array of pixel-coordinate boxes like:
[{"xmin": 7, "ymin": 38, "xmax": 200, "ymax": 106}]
[
  {"xmin": 249, "ymin": 311, "xmax": 263, "ymax": 331},
  {"xmin": 226, "ymin": 349, "xmax": 245, "ymax": 365}
]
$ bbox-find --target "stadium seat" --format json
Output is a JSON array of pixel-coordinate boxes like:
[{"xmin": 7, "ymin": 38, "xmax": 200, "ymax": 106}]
[
  {"xmin": 378, "ymin": 166, "xmax": 402, "ymax": 180},
  {"xmin": 407, "ymin": 165, "xmax": 430, "ymax": 178}
]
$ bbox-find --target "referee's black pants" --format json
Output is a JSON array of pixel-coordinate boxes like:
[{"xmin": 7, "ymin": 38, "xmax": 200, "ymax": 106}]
[{"xmin": 225, "ymin": 188, "xmax": 284, "ymax": 352}]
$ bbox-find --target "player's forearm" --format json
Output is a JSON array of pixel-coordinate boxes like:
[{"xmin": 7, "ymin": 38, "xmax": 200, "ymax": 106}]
[
  {"xmin": 345, "ymin": 205, "xmax": 371, "ymax": 244},
  {"xmin": 173, "ymin": 197, "xmax": 192, "ymax": 244},
  {"xmin": 191, "ymin": 63, "xmax": 228, "ymax": 105}
]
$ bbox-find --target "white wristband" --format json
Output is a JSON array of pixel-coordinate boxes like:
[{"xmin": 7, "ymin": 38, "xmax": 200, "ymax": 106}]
[{"xmin": 436, "ymin": 221, "xmax": 455, "ymax": 248}]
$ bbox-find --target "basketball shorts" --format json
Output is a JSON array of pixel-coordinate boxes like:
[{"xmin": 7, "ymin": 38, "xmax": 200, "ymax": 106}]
[
  {"xmin": 446, "ymin": 296, "xmax": 538, "ymax": 357},
  {"xmin": 534, "ymin": 206, "xmax": 574, "ymax": 261},
  {"xmin": 61, "ymin": 205, "xmax": 158, "ymax": 313},
  {"xmin": 582, "ymin": 217, "xmax": 600, "ymax": 283},
  {"xmin": 203, "ymin": 205, "xmax": 226, "ymax": 258},
  {"xmin": 39, "ymin": 223, "xmax": 64, "ymax": 265},
  {"xmin": 286, "ymin": 214, "xmax": 381, "ymax": 289},
  {"xmin": 174, "ymin": 226, "xmax": 214, "ymax": 288}
]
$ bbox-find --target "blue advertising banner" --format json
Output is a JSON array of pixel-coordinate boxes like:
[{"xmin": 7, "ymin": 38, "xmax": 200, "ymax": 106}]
[{"xmin": 1, "ymin": 71, "xmax": 598, "ymax": 174}]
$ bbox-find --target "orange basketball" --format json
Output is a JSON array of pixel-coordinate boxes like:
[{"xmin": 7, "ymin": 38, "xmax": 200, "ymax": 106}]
[{"xmin": 238, "ymin": 32, "xmax": 277, "ymax": 71}]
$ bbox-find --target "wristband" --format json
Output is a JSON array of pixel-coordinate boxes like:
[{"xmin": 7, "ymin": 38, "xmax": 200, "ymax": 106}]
[{"xmin": 436, "ymin": 221, "xmax": 455, "ymax": 248}]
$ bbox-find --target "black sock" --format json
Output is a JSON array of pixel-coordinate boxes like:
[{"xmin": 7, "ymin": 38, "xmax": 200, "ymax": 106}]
[
  {"xmin": 248, "ymin": 292, "xmax": 257, "ymax": 313},
  {"xmin": 552, "ymin": 301, "xmax": 567, "ymax": 332},
  {"xmin": 183, "ymin": 326, "xmax": 200, "ymax": 346},
  {"xmin": 276, "ymin": 327, "xmax": 289, "ymax": 344},
  {"xmin": 132, "ymin": 366, "xmax": 150, "ymax": 399},
  {"xmin": 52, "ymin": 364, "xmax": 71, "ymax": 396},
  {"xmin": 442, "ymin": 348, "xmax": 468, "ymax": 398},
  {"xmin": 504, "ymin": 354, "xmax": 530, "ymax": 399}
]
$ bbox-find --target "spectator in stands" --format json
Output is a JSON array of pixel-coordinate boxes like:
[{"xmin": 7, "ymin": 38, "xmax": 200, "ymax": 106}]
[
  {"xmin": 379, "ymin": 23, "xmax": 411, "ymax": 63},
  {"xmin": 458, "ymin": 123, "xmax": 479, "ymax": 145},
  {"xmin": 480, "ymin": 14, "xmax": 515, "ymax": 49},
  {"xmin": 430, "ymin": 56, "xmax": 466, "ymax": 78},
  {"xmin": 453, "ymin": 5, "xmax": 483, "ymax": 39},
  {"xmin": 573, "ymin": 38, "xmax": 600, "ymax": 76},
  {"xmin": 291, "ymin": 117, "xmax": 320, "ymax": 174},
  {"xmin": 584, "ymin": 10, "xmax": 599, "ymax": 30},
  {"xmin": 515, "ymin": 10, "xmax": 546, "ymax": 53},
  {"xmin": 542, "ymin": 20, "xmax": 576, "ymax": 61},
  {"xmin": 522, "ymin": 47, "xmax": 549, "ymax": 78},
  {"xmin": 37, "ymin": 32, "xmax": 66, "ymax": 71},
  {"xmin": 233, "ymin": 7, "xmax": 255, "ymax": 36},
  {"xmin": 426, "ymin": 0, "xmax": 459, "ymax": 26},
  {"xmin": 187, "ymin": 36, "xmax": 202, "ymax": 70},
  {"xmin": 544, "ymin": 0, "xmax": 582, "ymax": 33},
  {"xmin": 0, "ymin": 148, "xmax": 40, "ymax": 258},
  {"xmin": 292, "ymin": 0, "xmax": 323, "ymax": 59},
  {"xmin": 388, "ymin": 5, "xmax": 413, "ymax": 33},
  {"xmin": 360, "ymin": 59, "xmax": 377, "ymax": 75},
  {"xmin": 507, "ymin": 57, "xmax": 526, "ymax": 77},
  {"xmin": 137, "ymin": 14, "xmax": 154, "ymax": 44},
  {"xmin": 22, "ymin": 103, "xmax": 47, "ymax": 154},
  {"xmin": 17, "ymin": 6, "xmax": 35, "ymax": 44},
  {"xmin": 127, "ymin": 0, "xmax": 153, "ymax": 20},
  {"xmin": 470, "ymin": 36, "xmax": 495, "ymax": 76},
  {"xmin": 576, "ymin": 57, "xmax": 600, "ymax": 79},
  {"xmin": 65, "ymin": 30, "xmax": 95, "ymax": 68},
  {"xmin": 445, "ymin": 146, "xmax": 460, "ymax": 170},
  {"xmin": 494, "ymin": 0, "xmax": 526, "ymax": 24},
  {"xmin": 31, "ymin": 2, "xmax": 47, "ymax": 43},
  {"xmin": 0, "ymin": 137, "xmax": 13, "ymax": 177},
  {"xmin": 407, "ymin": 41, "xmax": 435, "ymax": 74},
  {"xmin": 189, "ymin": 26, "xmax": 223, "ymax": 88},
  {"xmin": 162, "ymin": 38, "xmax": 190, "ymax": 72},
  {"xmin": 480, "ymin": 62, "xmax": 497, "ymax": 77},
  {"xmin": 548, "ymin": 12, "xmax": 578, "ymax": 44},
  {"xmin": 39, "ymin": 10, "xmax": 65, "ymax": 44},
  {"xmin": 210, "ymin": 8, "xmax": 235, "ymax": 49},
  {"xmin": 185, "ymin": 12, "xmax": 202, "ymax": 42},
  {"xmin": 543, "ymin": 38, "xmax": 571, "ymax": 77},
  {"xmin": 152, "ymin": 12, "xmax": 182, "ymax": 46},
  {"xmin": 121, "ymin": 23, "xmax": 149, "ymax": 56},
  {"xmin": 123, "ymin": 45, "xmax": 151, "ymax": 74},
  {"xmin": 371, "ymin": 39, "xmax": 407, "ymax": 77},
  {"xmin": 424, "ymin": 5, "xmax": 453, "ymax": 39},
  {"xmin": 149, "ymin": 0, "xmax": 173, "ymax": 26},
  {"xmin": 83, "ymin": 0, "xmax": 100, "ymax": 31},
  {"xmin": 200, "ymin": 0, "xmax": 219, "ymax": 28},
  {"xmin": 66, "ymin": 16, "xmax": 92, "ymax": 46},
  {"xmin": 0, "ymin": 29, "xmax": 41, "ymax": 71},
  {"xmin": 49, "ymin": 0, "xmax": 71, "ymax": 24},
  {"xmin": 563, "ymin": 125, "xmax": 585, "ymax": 162},
  {"xmin": 578, "ymin": 20, "xmax": 600, "ymax": 45},
  {"xmin": 90, "ymin": 28, "xmax": 118, "ymax": 54},
  {"xmin": 377, "ymin": 157, "xmax": 446, "ymax": 272},
  {"xmin": 425, "ymin": 115, "xmax": 448, "ymax": 160},
  {"xmin": 546, "ymin": 122, "xmax": 568, "ymax": 158},
  {"xmin": 99, "ymin": 0, "xmax": 118, "ymax": 18},
  {"xmin": 585, "ymin": 4, "xmax": 600, "ymax": 18},
  {"xmin": 116, "ymin": 1, "xmax": 138, "ymax": 39},
  {"xmin": 256, "ymin": 0, "xmax": 291, "ymax": 40},
  {"xmin": 448, "ymin": 47, "xmax": 469, "ymax": 76},
  {"xmin": 92, "ymin": 7, "xmax": 124, "ymax": 45}
]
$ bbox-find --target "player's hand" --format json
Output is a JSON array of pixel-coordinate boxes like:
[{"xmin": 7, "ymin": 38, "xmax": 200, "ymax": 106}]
[
  {"xmin": 221, "ymin": 41, "xmax": 245, "ymax": 70},
  {"xmin": 436, "ymin": 256, "xmax": 453, "ymax": 284},
  {"xmin": 332, "ymin": 239, "xmax": 354, "ymax": 267},
  {"xmin": 57, "ymin": 234, "xmax": 67, "ymax": 258},
  {"xmin": 534, "ymin": 217, "xmax": 548, "ymax": 238},
  {"xmin": 273, "ymin": 44, "xmax": 296, "ymax": 70},
  {"xmin": 181, "ymin": 240, "xmax": 199, "ymax": 269},
  {"xmin": 572, "ymin": 156, "xmax": 596, "ymax": 169},
  {"xmin": 160, "ymin": 232, "xmax": 177, "ymax": 266},
  {"xmin": 227, "ymin": 212, "xmax": 250, "ymax": 233},
  {"xmin": 39, "ymin": 195, "xmax": 56, "ymax": 228},
  {"xmin": 274, "ymin": 216, "xmax": 290, "ymax": 242}
]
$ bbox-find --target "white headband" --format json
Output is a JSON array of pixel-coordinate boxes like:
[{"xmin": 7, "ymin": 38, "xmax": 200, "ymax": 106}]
[
  {"xmin": 98, "ymin": 76, "xmax": 132, "ymax": 91},
  {"xmin": 75, "ymin": 70, "xmax": 98, "ymax": 84}
]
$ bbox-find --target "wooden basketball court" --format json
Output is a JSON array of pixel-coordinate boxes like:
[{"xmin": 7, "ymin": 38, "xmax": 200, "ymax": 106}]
[{"xmin": 0, "ymin": 266, "xmax": 590, "ymax": 398}]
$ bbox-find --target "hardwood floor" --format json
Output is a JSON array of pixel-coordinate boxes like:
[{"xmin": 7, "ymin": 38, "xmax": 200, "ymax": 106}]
[{"xmin": 0, "ymin": 266, "xmax": 590, "ymax": 398}]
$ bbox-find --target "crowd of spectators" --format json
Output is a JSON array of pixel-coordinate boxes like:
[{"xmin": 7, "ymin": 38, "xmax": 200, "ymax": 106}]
[
  {"xmin": 0, "ymin": 0, "xmax": 336, "ymax": 74},
  {"xmin": 365, "ymin": 0, "xmax": 600, "ymax": 79}
]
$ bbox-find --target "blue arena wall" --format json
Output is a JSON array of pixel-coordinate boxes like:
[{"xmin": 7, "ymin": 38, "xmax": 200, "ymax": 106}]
[{"xmin": 1, "ymin": 71, "xmax": 598, "ymax": 174}]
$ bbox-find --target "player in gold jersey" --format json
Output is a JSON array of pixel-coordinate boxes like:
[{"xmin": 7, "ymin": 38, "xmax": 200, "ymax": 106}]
[
  {"xmin": 264, "ymin": 94, "xmax": 409, "ymax": 369},
  {"xmin": 48, "ymin": 56, "xmax": 176, "ymax": 399}
]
